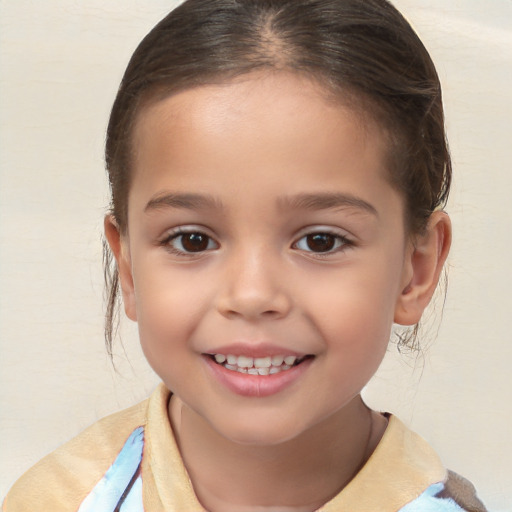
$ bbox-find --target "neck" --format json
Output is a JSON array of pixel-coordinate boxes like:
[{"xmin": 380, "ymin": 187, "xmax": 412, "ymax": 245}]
[{"xmin": 169, "ymin": 395, "xmax": 386, "ymax": 512}]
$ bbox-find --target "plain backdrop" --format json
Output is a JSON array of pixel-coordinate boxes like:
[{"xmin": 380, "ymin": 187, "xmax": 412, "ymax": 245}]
[{"xmin": 0, "ymin": 1, "xmax": 511, "ymax": 509}]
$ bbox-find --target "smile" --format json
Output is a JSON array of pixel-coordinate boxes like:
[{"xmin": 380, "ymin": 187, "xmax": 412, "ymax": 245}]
[
  {"xmin": 211, "ymin": 354, "xmax": 309, "ymax": 375},
  {"xmin": 205, "ymin": 352, "xmax": 315, "ymax": 397}
]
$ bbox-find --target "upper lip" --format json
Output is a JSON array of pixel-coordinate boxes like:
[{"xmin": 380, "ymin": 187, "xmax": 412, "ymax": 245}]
[{"xmin": 204, "ymin": 343, "xmax": 308, "ymax": 358}]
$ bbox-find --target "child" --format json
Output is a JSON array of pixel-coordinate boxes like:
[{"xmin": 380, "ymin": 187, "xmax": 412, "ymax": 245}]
[{"xmin": 3, "ymin": 0, "xmax": 488, "ymax": 510}]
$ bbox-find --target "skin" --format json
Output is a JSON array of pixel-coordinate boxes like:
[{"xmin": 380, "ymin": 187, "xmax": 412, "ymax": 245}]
[{"xmin": 105, "ymin": 72, "xmax": 451, "ymax": 512}]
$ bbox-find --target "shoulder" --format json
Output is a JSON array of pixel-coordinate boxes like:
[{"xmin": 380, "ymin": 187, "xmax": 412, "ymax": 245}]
[
  {"xmin": 322, "ymin": 415, "xmax": 487, "ymax": 512},
  {"xmin": 441, "ymin": 471, "xmax": 488, "ymax": 512},
  {"xmin": 385, "ymin": 418, "xmax": 488, "ymax": 512},
  {"xmin": 398, "ymin": 473, "xmax": 487, "ymax": 512},
  {"xmin": 384, "ymin": 417, "xmax": 487, "ymax": 512},
  {"xmin": 2, "ymin": 395, "xmax": 150, "ymax": 512}
]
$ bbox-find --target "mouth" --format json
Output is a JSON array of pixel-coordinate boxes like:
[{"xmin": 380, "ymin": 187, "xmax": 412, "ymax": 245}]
[{"xmin": 208, "ymin": 353, "xmax": 313, "ymax": 375}]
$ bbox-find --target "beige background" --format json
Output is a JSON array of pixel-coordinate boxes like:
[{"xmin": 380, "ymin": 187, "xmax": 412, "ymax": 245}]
[{"xmin": 0, "ymin": 1, "xmax": 510, "ymax": 509}]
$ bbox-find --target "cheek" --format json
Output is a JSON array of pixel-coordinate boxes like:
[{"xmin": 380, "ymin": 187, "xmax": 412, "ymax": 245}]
[
  {"xmin": 303, "ymin": 264, "xmax": 400, "ymax": 329},
  {"xmin": 134, "ymin": 283, "xmax": 200, "ymax": 394},
  {"xmin": 131, "ymin": 263, "xmax": 211, "ymax": 361},
  {"xmin": 302, "ymin": 264, "xmax": 399, "ymax": 369},
  {"xmin": 323, "ymin": 294, "xmax": 392, "ymax": 367}
]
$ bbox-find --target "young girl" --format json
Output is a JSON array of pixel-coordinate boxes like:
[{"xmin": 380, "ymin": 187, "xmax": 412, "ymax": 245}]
[{"xmin": 3, "ymin": 0, "xmax": 488, "ymax": 510}]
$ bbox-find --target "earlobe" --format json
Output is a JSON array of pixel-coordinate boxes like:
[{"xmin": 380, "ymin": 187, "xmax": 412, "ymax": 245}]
[
  {"xmin": 394, "ymin": 211, "xmax": 452, "ymax": 326},
  {"xmin": 104, "ymin": 215, "xmax": 137, "ymax": 321}
]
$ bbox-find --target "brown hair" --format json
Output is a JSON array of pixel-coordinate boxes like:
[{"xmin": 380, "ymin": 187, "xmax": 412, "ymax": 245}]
[{"xmin": 104, "ymin": 0, "xmax": 451, "ymax": 353}]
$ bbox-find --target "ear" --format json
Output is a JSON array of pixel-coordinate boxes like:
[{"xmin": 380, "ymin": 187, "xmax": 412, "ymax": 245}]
[
  {"xmin": 394, "ymin": 211, "xmax": 452, "ymax": 326},
  {"xmin": 104, "ymin": 215, "xmax": 137, "ymax": 321}
]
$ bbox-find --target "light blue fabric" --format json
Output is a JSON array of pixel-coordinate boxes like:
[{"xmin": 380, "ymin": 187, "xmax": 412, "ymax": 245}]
[
  {"xmin": 120, "ymin": 476, "xmax": 143, "ymax": 512},
  {"xmin": 77, "ymin": 427, "xmax": 144, "ymax": 512},
  {"xmin": 399, "ymin": 482, "xmax": 466, "ymax": 512}
]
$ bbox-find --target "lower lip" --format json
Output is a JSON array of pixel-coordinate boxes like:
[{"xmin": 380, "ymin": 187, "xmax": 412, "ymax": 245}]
[{"xmin": 204, "ymin": 356, "xmax": 313, "ymax": 398}]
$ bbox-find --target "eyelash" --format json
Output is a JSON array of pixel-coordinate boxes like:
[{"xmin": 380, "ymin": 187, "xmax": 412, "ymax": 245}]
[
  {"xmin": 292, "ymin": 231, "xmax": 353, "ymax": 256},
  {"xmin": 160, "ymin": 228, "xmax": 353, "ymax": 257},
  {"xmin": 160, "ymin": 229, "xmax": 218, "ymax": 256}
]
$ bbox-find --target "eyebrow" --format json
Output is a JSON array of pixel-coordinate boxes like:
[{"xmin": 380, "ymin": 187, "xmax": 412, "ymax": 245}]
[
  {"xmin": 144, "ymin": 191, "xmax": 378, "ymax": 217},
  {"xmin": 144, "ymin": 192, "xmax": 222, "ymax": 212},
  {"xmin": 277, "ymin": 192, "xmax": 378, "ymax": 216}
]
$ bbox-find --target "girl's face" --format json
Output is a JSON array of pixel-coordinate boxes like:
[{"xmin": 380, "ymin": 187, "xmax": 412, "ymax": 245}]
[{"xmin": 115, "ymin": 72, "xmax": 414, "ymax": 445}]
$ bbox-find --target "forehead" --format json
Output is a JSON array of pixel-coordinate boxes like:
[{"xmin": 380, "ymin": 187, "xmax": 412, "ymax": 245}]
[
  {"xmin": 134, "ymin": 72, "xmax": 388, "ymax": 164},
  {"xmin": 129, "ymin": 71, "xmax": 397, "ymax": 215}
]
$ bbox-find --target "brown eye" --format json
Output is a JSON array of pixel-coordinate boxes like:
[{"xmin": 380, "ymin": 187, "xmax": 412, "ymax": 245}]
[
  {"xmin": 168, "ymin": 232, "xmax": 217, "ymax": 253},
  {"xmin": 295, "ymin": 232, "xmax": 346, "ymax": 254},
  {"xmin": 181, "ymin": 233, "xmax": 210, "ymax": 252},
  {"xmin": 306, "ymin": 234, "xmax": 336, "ymax": 252}
]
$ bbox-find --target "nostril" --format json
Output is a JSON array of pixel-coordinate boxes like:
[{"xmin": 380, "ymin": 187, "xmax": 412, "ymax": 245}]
[
  {"xmin": 215, "ymin": 274, "xmax": 292, "ymax": 320},
  {"xmin": 262, "ymin": 309, "xmax": 281, "ymax": 316}
]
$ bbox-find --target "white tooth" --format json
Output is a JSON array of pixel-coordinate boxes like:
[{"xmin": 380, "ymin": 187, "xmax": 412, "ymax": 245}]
[
  {"xmin": 225, "ymin": 364, "xmax": 237, "ymax": 371},
  {"xmin": 271, "ymin": 355, "xmax": 285, "ymax": 366},
  {"xmin": 282, "ymin": 365, "xmax": 291, "ymax": 371},
  {"xmin": 214, "ymin": 354, "xmax": 226, "ymax": 363},
  {"xmin": 237, "ymin": 356, "xmax": 253, "ymax": 368},
  {"xmin": 284, "ymin": 356, "xmax": 297, "ymax": 365},
  {"xmin": 258, "ymin": 367, "xmax": 270, "ymax": 376},
  {"xmin": 254, "ymin": 356, "xmax": 271, "ymax": 368},
  {"xmin": 248, "ymin": 368, "xmax": 259, "ymax": 375},
  {"xmin": 269, "ymin": 367, "xmax": 281, "ymax": 374},
  {"xmin": 227, "ymin": 354, "xmax": 237, "ymax": 365},
  {"xmin": 237, "ymin": 367, "xmax": 248, "ymax": 374}
]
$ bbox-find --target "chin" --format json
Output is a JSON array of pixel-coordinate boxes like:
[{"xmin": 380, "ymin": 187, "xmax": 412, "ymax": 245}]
[{"xmin": 210, "ymin": 412, "xmax": 311, "ymax": 447}]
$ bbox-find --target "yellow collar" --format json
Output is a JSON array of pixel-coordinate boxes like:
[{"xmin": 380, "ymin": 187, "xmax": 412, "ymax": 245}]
[{"xmin": 144, "ymin": 384, "xmax": 445, "ymax": 511}]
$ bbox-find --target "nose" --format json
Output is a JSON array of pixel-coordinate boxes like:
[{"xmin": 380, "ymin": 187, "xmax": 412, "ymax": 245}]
[{"xmin": 215, "ymin": 246, "xmax": 292, "ymax": 321}]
